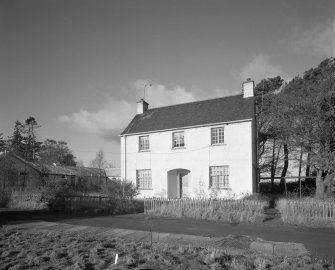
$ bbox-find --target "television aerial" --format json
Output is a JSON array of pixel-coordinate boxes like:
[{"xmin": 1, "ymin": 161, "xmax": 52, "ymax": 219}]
[{"xmin": 143, "ymin": 83, "xmax": 152, "ymax": 100}]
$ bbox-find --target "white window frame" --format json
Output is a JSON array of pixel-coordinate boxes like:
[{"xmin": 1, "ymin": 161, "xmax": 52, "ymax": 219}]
[
  {"xmin": 139, "ymin": 135, "xmax": 150, "ymax": 151},
  {"xmin": 136, "ymin": 169, "xmax": 152, "ymax": 189},
  {"xmin": 209, "ymin": 166, "xmax": 229, "ymax": 189},
  {"xmin": 173, "ymin": 131, "xmax": 185, "ymax": 148},
  {"xmin": 211, "ymin": 127, "xmax": 224, "ymax": 145}
]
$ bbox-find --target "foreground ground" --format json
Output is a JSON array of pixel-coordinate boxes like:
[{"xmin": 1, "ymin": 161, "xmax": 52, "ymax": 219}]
[
  {"xmin": 2, "ymin": 211, "xmax": 334, "ymax": 260},
  {"xmin": 0, "ymin": 225, "xmax": 333, "ymax": 270}
]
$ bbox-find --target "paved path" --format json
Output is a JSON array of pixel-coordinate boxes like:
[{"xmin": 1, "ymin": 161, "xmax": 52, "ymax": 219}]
[{"xmin": 2, "ymin": 212, "xmax": 335, "ymax": 260}]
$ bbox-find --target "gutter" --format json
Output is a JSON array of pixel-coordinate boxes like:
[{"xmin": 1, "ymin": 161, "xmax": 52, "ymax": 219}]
[
  {"xmin": 119, "ymin": 118, "xmax": 253, "ymax": 137},
  {"xmin": 124, "ymin": 135, "xmax": 127, "ymax": 181}
]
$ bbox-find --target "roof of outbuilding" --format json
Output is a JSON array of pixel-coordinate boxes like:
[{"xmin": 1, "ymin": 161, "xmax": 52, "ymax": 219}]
[
  {"xmin": 121, "ymin": 94, "xmax": 254, "ymax": 135},
  {"xmin": 105, "ymin": 168, "xmax": 121, "ymax": 177},
  {"xmin": 0, "ymin": 152, "xmax": 106, "ymax": 177},
  {"xmin": 35, "ymin": 163, "xmax": 106, "ymax": 177}
]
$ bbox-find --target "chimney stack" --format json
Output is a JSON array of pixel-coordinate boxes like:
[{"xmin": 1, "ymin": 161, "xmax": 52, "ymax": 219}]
[
  {"xmin": 136, "ymin": 99, "xmax": 149, "ymax": 114},
  {"xmin": 242, "ymin": 78, "xmax": 254, "ymax": 98}
]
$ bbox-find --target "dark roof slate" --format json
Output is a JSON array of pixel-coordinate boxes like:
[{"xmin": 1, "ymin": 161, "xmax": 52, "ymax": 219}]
[
  {"xmin": 0, "ymin": 152, "xmax": 106, "ymax": 177},
  {"xmin": 36, "ymin": 164, "xmax": 106, "ymax": 177},
  {"xmin": 105, "ymin": 168, "xmax": 121, "ymax": 177},
  {"xmin": 121, "ymin": 94, "xmax": 254, "ymax": 135}
]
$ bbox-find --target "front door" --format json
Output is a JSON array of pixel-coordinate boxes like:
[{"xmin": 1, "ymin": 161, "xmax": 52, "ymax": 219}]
[{"xmin": 167, "ymin": 169, "xmax": 190, "ymax": 199}]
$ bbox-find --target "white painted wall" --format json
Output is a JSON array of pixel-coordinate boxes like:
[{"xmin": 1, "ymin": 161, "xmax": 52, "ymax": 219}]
[{"xmin": 121, "ymin": 120, "xmax": 254, "ymax": 199}]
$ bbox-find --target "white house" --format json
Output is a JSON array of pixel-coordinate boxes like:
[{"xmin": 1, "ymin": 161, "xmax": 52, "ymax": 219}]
[{"xmin": 120, "ymin": 79, "xmax": 257, "ymax": 199}]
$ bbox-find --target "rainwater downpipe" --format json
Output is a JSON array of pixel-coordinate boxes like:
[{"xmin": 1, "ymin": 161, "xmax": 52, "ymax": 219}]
[{"xmin": 124, "ymin": 135, "xmax": 127, "ymax": 181}]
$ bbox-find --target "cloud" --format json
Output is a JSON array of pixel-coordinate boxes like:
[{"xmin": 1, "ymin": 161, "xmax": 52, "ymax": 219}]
[
  {"xmin": 292, "ymin": 20, "xmax": 335, "ymax": 56},
  {"xmin": 59, "ymin": 81, "xmax": 198, "ymax": 141},
  {"xmin": 133, "ymin": 79, "xmax": 196, "ymax": 108},
  {"xmin": 59, "ymin": 99, "xmax": 135, "ymax": 141},
  {"xmin": 240, "ymin": 54, "xmax": 285, "ymax": 83}
]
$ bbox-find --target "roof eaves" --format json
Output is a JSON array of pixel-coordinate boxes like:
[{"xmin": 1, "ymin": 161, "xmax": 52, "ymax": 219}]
[{"xmin": 121, "ymin": 118, "xmax": 253, "ymax": 136}]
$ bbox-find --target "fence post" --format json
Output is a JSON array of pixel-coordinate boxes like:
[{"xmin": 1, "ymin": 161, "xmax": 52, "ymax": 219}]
[{"xmin": 323, "ymin": 204, "xmax": 325, "ymax": 219}]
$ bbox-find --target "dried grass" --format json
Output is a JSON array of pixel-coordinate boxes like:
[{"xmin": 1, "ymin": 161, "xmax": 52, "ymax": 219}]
[
  {"xmin": 145, "ymin": 198, "xmax": 267, "ymax": 223},
  {"xmin": 277, "ymin": 197, "xmax": 335, "ymax": 228}
]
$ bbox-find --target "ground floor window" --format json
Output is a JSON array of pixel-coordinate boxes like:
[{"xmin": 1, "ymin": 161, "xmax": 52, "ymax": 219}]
[
  {"xmin": 209, "ymin": 166, "xmax": 229, "ymax": 189},
  {"xmin": 136, "ymin": 169, "xmax": 152, "ymax": 189}
]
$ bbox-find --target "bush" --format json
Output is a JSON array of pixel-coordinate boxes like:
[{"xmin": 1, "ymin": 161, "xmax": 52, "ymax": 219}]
[
  {"xmin": 40, "ymin": 180, "xmax": 75, "ymax": 211},
  {"xmin": 105, "ymin": 179, "xmax": 139, "ymax": 200},
  {"xmin": 0, "ymin": 178, "xmax": 143, "ymax": 215}
]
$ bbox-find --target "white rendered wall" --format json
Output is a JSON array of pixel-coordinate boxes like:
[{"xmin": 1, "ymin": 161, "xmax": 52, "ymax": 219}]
[{"xmin": 121, "ymin": 121, "xmax": 254, "ymax": 199}]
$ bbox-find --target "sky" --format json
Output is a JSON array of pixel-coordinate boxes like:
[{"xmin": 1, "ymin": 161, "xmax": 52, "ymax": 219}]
[{"xmin": 1, "ymin": 0, "xmax": 334, "ymax": 167}]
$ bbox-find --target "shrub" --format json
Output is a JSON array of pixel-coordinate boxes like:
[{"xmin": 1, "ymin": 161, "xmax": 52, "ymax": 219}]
[
  {"xmin": 105, "ymin": 179, "xmax": 139, "ymax": 200},
  {"xmin": 40, "ymin": 179, "xmax": 75, "ymax": 211},
  {"xmin": 0, "ymin": 179, "xmax": 143, "ymax": 215}
]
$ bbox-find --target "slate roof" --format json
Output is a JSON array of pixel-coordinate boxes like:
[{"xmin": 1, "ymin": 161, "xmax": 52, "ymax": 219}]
[
  {"xmin": 35, "ymin": 163, "xmax": 106, "ymax": 177},
  {"xmin": 105, "ymin": 168, "xmax": 121, "ymax": 177},
  {"xmin": 121, "ymin": 94, "xmax": 254, "ymax": 135},
  {"xmin": 0, "ymin": 152, "xmax": 106, "ymax": 177}
]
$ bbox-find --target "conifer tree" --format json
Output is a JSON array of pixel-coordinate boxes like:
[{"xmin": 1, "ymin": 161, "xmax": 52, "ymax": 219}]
[
  {"xmin": 23, "ymin": 116, "xmax": 42, "ymax": 161},
  {"xmin": 10, "ymin": 121, "xmax": 26, "ymax": 157}
]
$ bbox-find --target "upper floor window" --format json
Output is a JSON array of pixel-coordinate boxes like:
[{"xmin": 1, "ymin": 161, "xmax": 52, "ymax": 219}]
[
  {"xmin": 211, "ymin": 127, "xmax": 224, "ymax": 145},
  {"xmin": 139, "ymin": 135, "xmax": 150, "ymax": 151},
  {"xmin": 173, "ymin": 131, "xmax": 185, "ymax": 148},
  {"xmin": 209, "ymin": 166, "xmax": 229, "ymax": 189},
  {"xmin": 136, "ymin": 169, "xmax": 152, "ymax": 189}
]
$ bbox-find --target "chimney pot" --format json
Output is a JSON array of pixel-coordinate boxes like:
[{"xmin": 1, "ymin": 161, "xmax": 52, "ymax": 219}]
[
  {"xmin": 242, "ymin": 79, "xmax": 254, "ymax": 98},
  {"xmin": 136, "ymin": 99, "xmax": 149, "ymax": 114}
]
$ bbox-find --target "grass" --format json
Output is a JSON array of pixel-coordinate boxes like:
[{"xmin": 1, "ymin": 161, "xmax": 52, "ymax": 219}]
[
  {"xmin": 276, "ymin": 197, "xmax": 335, "ymax": 228},
  {"xmin": 0, "ymin": 226, "xmax": 334, "ymax": 270},
  {"xmin": 145, "ymin": 198, "xmax": 267, "ymax": 223}
]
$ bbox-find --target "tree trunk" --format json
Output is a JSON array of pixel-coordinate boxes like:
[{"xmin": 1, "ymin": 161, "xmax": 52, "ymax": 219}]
[
  {"xmin": 270, "ymin": 139, "xmax": 276, "ymax": 193},
  {"xmin": 280, "ymin": 142, "xmax": 289, "ymax": 193},
  {"xmin": 305, "ymin": 152, "xmax": 311, "ymax": 177},
  {"xmin": 298, "ymin": 149, "xmax": 303, "ymax": 198},
  {"xmin": 315, "ymin": 170, "xmax": 325, "ymax": 199}
]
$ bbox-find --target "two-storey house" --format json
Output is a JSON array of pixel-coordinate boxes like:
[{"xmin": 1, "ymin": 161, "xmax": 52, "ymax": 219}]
[{"xmin": 120, "ymin": 79, "xmax": 257, "ymax": 198}]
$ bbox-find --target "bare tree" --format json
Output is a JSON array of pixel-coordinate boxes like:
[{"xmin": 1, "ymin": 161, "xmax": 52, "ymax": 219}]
[{"xmin": 89, "ymin": 150, "xmax": 112, "ymax": 169}]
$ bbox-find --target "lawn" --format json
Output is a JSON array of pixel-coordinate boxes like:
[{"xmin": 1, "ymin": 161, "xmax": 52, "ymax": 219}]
[{"xmin": 0, "ymin": 226, "xmax": 334, "ymax": 270}]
